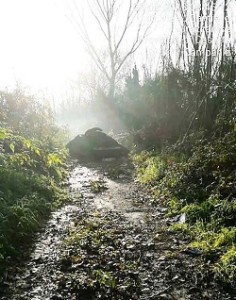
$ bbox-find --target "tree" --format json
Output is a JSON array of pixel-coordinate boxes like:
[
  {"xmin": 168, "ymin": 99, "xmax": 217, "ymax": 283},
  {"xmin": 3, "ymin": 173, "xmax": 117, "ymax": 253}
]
[
  {"xmin": 175, "ymin": 0, "xmax": 235, "ymax": 131},
  {"xmin": 68, "ymin": 0, "xmax": 155, "ymax": 100}
]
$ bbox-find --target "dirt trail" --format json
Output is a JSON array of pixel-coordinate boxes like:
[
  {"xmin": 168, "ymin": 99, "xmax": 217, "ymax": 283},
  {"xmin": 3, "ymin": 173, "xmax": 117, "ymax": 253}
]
[{"xmin": 1, "ymin": 159, "xmax": 233, "ymax": 300}]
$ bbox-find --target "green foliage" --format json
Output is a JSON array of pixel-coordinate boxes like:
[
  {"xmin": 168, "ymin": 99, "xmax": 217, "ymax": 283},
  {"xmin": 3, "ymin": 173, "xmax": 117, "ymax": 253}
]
[
  {"xmin": 133, "ymin": 151, "xmax": 167, "ymax": 183},
  {"xmin": 190, "ymin": 227, "xmax": 236, "ymax": 253},
  {"xmin": 117, "ymin": 68, "xmax": 185, "ymax": 137},
  {"xmin": 181, "ymin": 201, "xmax": 215, "ymax": 223},
  {"xmin": 113, "ymin": 53, "xmax": 236, "ymax": 153},
  {"xmin": 0, "ymin": 88, "xmax": 68, "ymax": 276},
  {"xmin": 133, "ymin": 128, "xmax": 236, "ymax": 287},
  {"xmin": 214, "ymin": 245, "xmax": 236, "ymax": 287},
  {"xmin": 168, "ymin": 197, "xmax": 182, "ymax": 215},
  {"xmin": 0, "ymin": 128, "xmax": 67, "ymax": 179},
  {"xmin": 90, "ymin": 180, "xmax": 107, "ymax": 193},
  {"xmin": 92, "ymin": 270, "xmax": 116, "ymax": 288},
  {"xmin": 0, "ymin": 88, "xmax": 60, "ymax": 143}
]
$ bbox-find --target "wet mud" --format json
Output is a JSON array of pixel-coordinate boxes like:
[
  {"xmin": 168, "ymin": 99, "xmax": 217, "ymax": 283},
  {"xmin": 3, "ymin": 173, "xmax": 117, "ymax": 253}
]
[{"xmin": 1, "ymin": 159, "xmax": 234, "ymax": 300}]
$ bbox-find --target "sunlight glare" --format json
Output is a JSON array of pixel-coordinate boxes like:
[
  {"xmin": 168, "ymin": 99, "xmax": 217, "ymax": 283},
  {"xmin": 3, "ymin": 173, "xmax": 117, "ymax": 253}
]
[{"xmin": 0, "ymin": 0, "xmax": 86, "ymax": 94}]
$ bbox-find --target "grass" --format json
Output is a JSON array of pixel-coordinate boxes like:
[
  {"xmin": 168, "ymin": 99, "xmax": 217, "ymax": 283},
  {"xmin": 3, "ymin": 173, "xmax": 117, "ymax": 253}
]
[
  {"xmin": 190, "ymin": 226, "xmax": 236, "ymax": 253},
  {"xmin": 133, "ymin": 152, "xmax": 167, "ymax": 183},
  {"xmin": 0, "ymin": 131, "xmax": 68, "ymax": 281},
  {"xmin": 0, "ymin": 89, "xmax": 69, "ymax": 287},
  {"xmin": 133, "ymin": 132, "xmax": 236, "ymax": 287},
  {"xmin": 214, "ymin": 246, "xmax": 236, "ymax": 287},
  {"xmin": 90, "ymin": 180, "xmax": 107, "ymax": 193},
  {"xmin": 0, "ymin": 169, "xmax": 67, "ymax": 264}
]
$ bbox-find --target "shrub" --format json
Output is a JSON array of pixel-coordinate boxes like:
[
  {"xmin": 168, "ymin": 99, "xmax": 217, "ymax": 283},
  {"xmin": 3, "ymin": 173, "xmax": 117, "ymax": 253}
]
[
  {"xmin": 133, "ymin": 129, "xmax": 236, "ymax": 286},
  {"xmin": 0, "ymin": 89, "xmax": 68, "ymax": 280}
]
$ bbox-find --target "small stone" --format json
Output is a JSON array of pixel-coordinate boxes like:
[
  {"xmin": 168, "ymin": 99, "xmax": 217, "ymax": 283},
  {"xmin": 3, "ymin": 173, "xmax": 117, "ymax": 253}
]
[
  {"xmin": 159, "ymin": 293, "xmax": 169, "ymax": 299},
  {"xmin": 141, "ymin": 287, "xmax": 150, "ymax": 294}
]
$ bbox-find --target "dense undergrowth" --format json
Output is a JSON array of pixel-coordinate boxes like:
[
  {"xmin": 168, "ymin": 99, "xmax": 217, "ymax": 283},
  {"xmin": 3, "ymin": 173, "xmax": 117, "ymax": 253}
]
[
  {"xmin": 0, "ymin": 89, "xmax": 68, "ymax": 280},
  {"xmin": 133, "ymin": 123, "xmax": 236, "ymax": 288}
]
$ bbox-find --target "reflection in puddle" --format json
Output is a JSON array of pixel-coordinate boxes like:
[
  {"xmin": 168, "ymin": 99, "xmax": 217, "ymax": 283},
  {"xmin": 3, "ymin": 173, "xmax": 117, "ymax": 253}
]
[{"xmin": 6, "ymin": 160, "xmax": 147, "ymax": 299}]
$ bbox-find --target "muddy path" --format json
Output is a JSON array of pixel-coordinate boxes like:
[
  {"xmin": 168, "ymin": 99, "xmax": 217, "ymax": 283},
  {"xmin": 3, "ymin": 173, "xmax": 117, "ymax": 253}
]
[{"xmin": 1, "ymin": 159, "xmax": 234, "ymax": 300}]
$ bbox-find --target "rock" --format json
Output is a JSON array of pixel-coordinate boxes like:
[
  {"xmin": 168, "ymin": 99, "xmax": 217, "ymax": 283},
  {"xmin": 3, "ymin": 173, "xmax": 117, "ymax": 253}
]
[
  {"xmin": 158, "ymin": 293, "xmax": 170, "ymax": 299},
  {"xmin": 67, "ymin": 128, "xmax": 129, "ymax": 160},
  {"xmin": 181, "ymin": 248, "xmax": 203, "ymax": 256},
  {"xmin": 141, "ymin": 287, "xmax": 151, "ymax": 294},
  {"xmin": 51, "ymin": 295, "xmax": 64, "ymax": 300}
]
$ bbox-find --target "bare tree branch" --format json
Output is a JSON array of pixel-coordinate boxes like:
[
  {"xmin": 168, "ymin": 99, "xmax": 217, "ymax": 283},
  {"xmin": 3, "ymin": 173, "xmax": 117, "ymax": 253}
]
[{"xmin": 68, "ymin": 0, "xmax": 154, "ymax": 99}]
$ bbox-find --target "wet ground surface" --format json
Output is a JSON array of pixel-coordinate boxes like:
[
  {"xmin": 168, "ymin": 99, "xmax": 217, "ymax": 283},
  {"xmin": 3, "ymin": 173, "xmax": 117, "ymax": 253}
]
[{"xmin": 1, "ymin": 159, "xmax": 235, "ymax": 299}]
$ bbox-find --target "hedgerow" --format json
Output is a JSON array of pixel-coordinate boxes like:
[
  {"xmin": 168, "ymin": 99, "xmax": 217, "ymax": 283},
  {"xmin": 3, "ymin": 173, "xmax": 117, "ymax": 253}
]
[
  {"xmin": 0, "ymin": 88, "xmax": 68, "ymax": 279},
  {"xmin": 133, "ymin": 127, "xmax": 236, "ymax": 287}
]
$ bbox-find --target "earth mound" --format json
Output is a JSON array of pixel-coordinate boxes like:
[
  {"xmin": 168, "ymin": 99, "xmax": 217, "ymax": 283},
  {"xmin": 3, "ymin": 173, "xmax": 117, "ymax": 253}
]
[{"xmin": 67, "ymin": 128, "xmax": 129, "ymax": 160}]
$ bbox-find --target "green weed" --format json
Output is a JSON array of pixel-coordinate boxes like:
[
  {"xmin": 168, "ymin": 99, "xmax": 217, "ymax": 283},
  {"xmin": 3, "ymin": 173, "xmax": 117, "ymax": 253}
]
[
  {"xmin": 0, "ymin": 90, "xmax": 68, "ymax": 278},
  {"xmin": 92, "ymin": 270, "xmax": 116, "ymax": 288},
  {"xmin": 90, "ymin": 180, "xmax": 107, "ymax": 193},
  {"xmin": 133, "ymin": 131, "xmax": 236, "ymax": 287}
]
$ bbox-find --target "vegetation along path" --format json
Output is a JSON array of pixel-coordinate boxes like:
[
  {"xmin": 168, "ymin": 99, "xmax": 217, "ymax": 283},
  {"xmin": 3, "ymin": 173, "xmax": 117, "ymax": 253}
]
[{"xmin": 2, "ymin": 159, "xmax": 233, "ymax": 300}]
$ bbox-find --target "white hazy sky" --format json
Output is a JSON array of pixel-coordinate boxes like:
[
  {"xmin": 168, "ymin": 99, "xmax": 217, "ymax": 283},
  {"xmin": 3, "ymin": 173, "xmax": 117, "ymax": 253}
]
[
  {"xmin": 0, "ymin": 0, "xmax": 234, "ymax": 99},
  {"xmin": 0, "ymin": 0, "xmax": 172, "ymax": 98},
  {"xmin": 0, "ymin": 0, "xmax": 87, "ymax": 95}
]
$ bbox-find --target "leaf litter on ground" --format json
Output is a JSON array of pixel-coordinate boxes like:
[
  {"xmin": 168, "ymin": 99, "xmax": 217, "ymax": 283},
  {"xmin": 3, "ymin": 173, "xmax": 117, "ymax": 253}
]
[{"xmin": 1, "ymin": 159, "xmax": 234, "ymax": 300}]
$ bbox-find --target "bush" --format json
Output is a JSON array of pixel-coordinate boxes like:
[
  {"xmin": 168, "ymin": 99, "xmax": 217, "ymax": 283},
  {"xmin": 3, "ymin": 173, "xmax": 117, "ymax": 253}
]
[
  {"xmin": 133, "ymin": 129, "xmax": 236, "ymax": 287},
  {"xmin": 0, "ymin": 88, "xmax": 68, "ymax": 280}
]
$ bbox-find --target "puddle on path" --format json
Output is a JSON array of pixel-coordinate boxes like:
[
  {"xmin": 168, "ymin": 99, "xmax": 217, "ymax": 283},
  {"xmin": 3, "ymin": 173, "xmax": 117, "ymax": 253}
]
[
  {"xmin": 69, "ymin": 160, "xmax": 148, "ymax": 224},
  {"xmin": 3, "ymin": 158, "xmax": 148, "ymax": 299},
  {"xmin": 2, "ymin": 159, "xmax": 232, "ymax": 300},
  {"xmin": 5, "ymin": 205, "xmax": 83, "ymax": 300}
]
